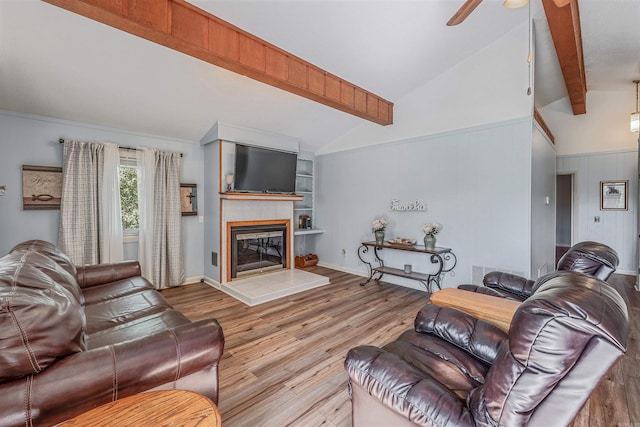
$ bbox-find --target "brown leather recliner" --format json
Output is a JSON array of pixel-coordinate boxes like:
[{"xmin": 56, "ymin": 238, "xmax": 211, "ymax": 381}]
[
  {"xmin": 344, "ymin": 271, "xmax": 628, "ymax": 427},
  {"xmin": 458, "ymin": 241, "xmax": 619, "ymax": 301}
]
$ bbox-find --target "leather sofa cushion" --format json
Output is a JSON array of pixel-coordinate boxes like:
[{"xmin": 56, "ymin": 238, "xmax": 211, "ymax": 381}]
[
  {"xmin": 83, "ymin": 289, "xmax": 173, "ymax": 334},
  {"xmin": 383, "ymin": 330, "xmax": 488, "ymax": 397},
  {"xmin": 9, "ymin": 250, "xmax": 84, "ymax": 306},
  {"xmin": 414, "ymin": 305, "xmax": 507, "ymax": 364},
  {"xmin": 82, "ymin": 276, "xmax": 155, "ymax": 305},
  {"xmin": 10, "ymin": 240, "xmax": 77, "ymax": 277},
  {"xmin": 87, "ymin": 310, "xmax": 192, "ymax": 348},
  {"xmin": 0, "ymin": 253, "xmax": 86, "ymax": 381},
  {"xmin": 345, "ymin": 344, "xmax": 476, "ymax": 426}
]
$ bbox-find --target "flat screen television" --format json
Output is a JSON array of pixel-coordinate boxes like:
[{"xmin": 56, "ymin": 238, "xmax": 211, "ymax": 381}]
[{"xmin": 234, "ymin": 144, "xmax": 297, "ymax": 193}]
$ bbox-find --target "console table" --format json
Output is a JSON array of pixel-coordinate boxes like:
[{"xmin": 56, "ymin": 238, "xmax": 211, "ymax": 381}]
[{"xmin": 357, "ymin": 241, "xmax": 457, "ymax": 294}]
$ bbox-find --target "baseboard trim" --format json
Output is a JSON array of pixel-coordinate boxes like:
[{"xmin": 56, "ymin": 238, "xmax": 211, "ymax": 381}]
[
  {"xmin": 200, "ymin": 276, "xmax": 221, "ymax": 289},
  {"xmin": 615, "ymin": 270, "xmax": 635, "ymax": 277},
  {"xmin": 317, "ymin": 262, "xmax": 429, "ymax": 293},
  {"xmin": 316, "ymin": 262, "xmax": 366, "ymax": 277}
]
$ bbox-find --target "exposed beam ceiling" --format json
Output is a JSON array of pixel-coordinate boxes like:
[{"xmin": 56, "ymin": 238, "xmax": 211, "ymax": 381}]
[
  {"xmin": 42, "ymin": 0, "xmax": 394, "ymax": 126},
  {"xmin": 542, "ymin": 0, "xmax": 586, "ymax": 115},
  {"xmin": 446, "ymin": 0, "xmax": 483, "ymax": 27}
]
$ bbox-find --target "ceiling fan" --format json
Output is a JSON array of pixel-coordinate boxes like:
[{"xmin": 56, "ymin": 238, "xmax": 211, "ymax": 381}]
[{"xmin": 447, "ymin": 0, "xmax": 572, "ymax": 26}]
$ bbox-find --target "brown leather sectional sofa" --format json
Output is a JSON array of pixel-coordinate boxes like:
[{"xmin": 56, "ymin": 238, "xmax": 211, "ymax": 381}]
[{"xmin": 0, "ymin": 240, "xmax": 224, "ymax": 426}]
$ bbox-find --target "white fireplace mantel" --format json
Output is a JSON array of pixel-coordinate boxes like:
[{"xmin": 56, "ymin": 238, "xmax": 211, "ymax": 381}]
[{"xmin": 220, "ymin": 192, "xmax": 303, "ymax": 202}]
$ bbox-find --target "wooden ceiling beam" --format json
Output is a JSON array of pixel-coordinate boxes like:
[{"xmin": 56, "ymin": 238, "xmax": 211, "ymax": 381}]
[
  {"xmin": 534, "ymin": 107, "xmax": 555, "ymax": 143},
  {"xmin": 542, "ymin": 0, "xmax": 587, "ymax": 115},
  {"xmin": 42, "ymin": 0, "xmax": 393, "ymax": 126}
]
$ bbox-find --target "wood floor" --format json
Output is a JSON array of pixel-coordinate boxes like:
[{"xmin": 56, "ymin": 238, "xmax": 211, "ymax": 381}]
[{"xmin": 161, "ymin": 267, "xmax": 639, "ymax": 427}]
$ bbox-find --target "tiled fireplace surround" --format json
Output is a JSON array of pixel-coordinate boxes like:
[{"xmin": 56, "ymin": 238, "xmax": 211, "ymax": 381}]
[
  {"xmin": 218, "ymin": 194, "xmax": 329, "ymax": 306},
  {"xmin": 220, "ymin": 195, "xmax": 298, "ymax": 283}
]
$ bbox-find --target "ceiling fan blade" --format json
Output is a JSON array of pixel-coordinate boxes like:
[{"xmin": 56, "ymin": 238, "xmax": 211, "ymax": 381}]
[
  {"xmin": 553, "ymin": 0, "xmax": 571, "ymax": 6},
  {"xmin": 447, "ymin": 0, "xmax": 484, "ymax": 26}
]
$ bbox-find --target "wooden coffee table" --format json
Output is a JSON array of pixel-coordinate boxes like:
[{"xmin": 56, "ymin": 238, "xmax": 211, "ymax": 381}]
[{"xmin": 60, "ymin": 390, "xmax": 221, "ymax": 426}]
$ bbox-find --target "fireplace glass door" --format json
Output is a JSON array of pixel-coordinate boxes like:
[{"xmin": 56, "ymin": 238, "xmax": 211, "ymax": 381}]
[{"xmin": 231, "ymin": 224, "xmax": 287, "ymax": 279}]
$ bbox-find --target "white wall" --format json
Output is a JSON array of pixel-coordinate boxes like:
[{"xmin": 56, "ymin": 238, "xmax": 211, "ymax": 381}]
[
  {"xmin": 530, "ymin": 124, "xmax": 557, "ymax": 277},
  {"xmin": 541, "ymin": 91, "xmax": 638, "ymax": 156},
  {"xmin": 0, "ymin": 110, "xmax": 205, "ymax": 281},
  {"xmin": 315, "ymin": 118, "xmax": 534, "ymax": 290},
  {"xmin": 318, "ymin": 21, "xmax": 532, "ymax": 155},
  {"xmin": 541, "ymin": 89, "xmax": 638, "ymax": 275},
  {"xmin": 202, "ymin": 141, "xmax": 221, "ymax": 282},
  {"xmin": 557, "ymin": 151, "xmax": 637, "ymax": 274}
]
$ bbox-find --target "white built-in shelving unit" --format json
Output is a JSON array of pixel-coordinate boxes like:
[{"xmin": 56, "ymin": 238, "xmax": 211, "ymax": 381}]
[{"xmin": 294, "ymin": 158, "xmax": 323, "ymax": 254}]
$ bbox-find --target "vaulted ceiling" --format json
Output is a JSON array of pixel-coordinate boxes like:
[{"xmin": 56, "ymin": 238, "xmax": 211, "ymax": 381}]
[{"xmin": 1, "ymin": 0, "xmax": 638, "ymax": 153}]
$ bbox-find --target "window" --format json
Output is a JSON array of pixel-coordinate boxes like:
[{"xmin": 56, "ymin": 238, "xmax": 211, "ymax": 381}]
[{"xmin": 119, "ymin": 156, "xmax": 139, "ymax": 236}]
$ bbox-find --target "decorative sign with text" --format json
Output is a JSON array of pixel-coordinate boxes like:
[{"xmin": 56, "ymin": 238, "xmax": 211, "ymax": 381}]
[{"xmin": 389, "ymin": 199, "xmax": 427, "ymax": 211}]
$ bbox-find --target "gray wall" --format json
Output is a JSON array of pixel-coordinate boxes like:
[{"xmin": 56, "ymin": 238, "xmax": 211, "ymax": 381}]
[
  {"xmin": 556, "ymin": 174, "xmax": 572, "ymax": 246},
  {"xmin": 557, "ymin": 150, "xmax": 637, "ymax": 274},
  {"xmin": 530, "ymin": 125, "xmax": 557, "ymax": 278},
  {"xmin": 203, "ymin": 141, "xmax": 221, "ymax": 282},
  {"xmin": 0, "ymin": 110, "xmax": 205, "ymax": 280},
  {"xmin": 314, "ymin": 118, "xmax": 536, "ymax": 289}
]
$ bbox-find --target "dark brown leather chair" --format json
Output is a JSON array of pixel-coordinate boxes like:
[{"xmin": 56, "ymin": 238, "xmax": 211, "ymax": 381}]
[
  {"xmin": 459, "ymin": 241, "xmax": 619, "ymax": 301},
  {"xmin": 344, "ymin": 271, "xmax": 628, "ymax": 427}
]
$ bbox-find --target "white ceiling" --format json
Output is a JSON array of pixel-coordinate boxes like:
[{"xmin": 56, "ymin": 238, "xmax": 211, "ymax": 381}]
[{"xmin": 1, "ymin": 0, "xmax": 638, "ymax": 153}]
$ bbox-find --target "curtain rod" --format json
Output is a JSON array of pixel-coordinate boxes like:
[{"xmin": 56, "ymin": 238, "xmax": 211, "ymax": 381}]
[{"xmin": 58, "ymin": 139, "xmax": 183, "ymax": 157}]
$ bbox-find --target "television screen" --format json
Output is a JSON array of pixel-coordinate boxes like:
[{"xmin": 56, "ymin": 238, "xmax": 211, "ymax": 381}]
[{"xmin": 234, "ymin": 144, "xmax": 297, "ymax": 193}]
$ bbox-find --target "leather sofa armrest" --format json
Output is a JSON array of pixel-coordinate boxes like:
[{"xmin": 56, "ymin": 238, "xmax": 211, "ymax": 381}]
[
  {"xmin": 483, "ymin": 271, "xmax": 535, "ymax": 299},
  {"xmin": 0, "ymin": 318, "xmax": 224, "ymax": 427},
  {"xmin": 76, "ymin": 261, "xmax": 142, "ymax": 289},
  {"xmin": 414, "ymin": 304, "xmax": 507, "ymax": 364}
]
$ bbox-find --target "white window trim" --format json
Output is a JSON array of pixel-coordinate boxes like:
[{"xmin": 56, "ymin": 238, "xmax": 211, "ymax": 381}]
[{"xmin": 120, "ymin": 151, "xmax": 140, "ymax": 243}]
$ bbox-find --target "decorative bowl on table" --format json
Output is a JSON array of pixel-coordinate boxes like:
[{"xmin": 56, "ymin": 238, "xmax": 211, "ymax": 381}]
[{"xmin": 387, "ymin": 238, "xmax": 417, "ymax": 246}]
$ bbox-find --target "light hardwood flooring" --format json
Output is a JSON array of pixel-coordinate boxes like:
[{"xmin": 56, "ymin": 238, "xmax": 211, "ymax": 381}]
[{"xmin": 161, "ymin": 267, "xmax": 638, "ymax": 427}]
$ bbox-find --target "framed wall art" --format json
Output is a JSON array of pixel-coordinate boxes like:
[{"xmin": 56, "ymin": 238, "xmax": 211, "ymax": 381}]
[
  {"xmin": 600, "ymin": 180, "xmax": 628, "ymax": 211},
  {"xmin": 180, "ymin": 183, "xmax": 197, "ymax": 216},
  {"xmin": 22, "ymin": 165, "xmax": 63, "ymax": 210}
]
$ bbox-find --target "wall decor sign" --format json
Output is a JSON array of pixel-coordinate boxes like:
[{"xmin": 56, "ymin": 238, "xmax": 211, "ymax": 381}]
[
  {"xmin": 180, "ymin": 183, "xmax": 198, "ymax": 216},
  {"xmin": 389, "ymin": 199, "xmax": 427, "ymax": 211},
  {"xmin": 600, "ymin": 180, "xmax": 628, "ymax": 211},
  {"xmin": 22, "ymin": 165, "xmax": 63, "ymax": 210}
]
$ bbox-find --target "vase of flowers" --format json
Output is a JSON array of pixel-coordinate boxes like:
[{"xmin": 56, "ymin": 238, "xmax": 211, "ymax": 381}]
[
  {"xmin": 372, "ymin": 218, "xmax": 387, "ymax": 245},
  {"xmin": 422, "ymin": 222, "xmax": 442, "ymax": 250}
]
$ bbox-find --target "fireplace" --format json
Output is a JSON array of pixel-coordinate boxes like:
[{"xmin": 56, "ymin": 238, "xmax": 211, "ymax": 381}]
[{"xmin": 227, "ymin": 220, "xmax": 290, "ymax": 281}]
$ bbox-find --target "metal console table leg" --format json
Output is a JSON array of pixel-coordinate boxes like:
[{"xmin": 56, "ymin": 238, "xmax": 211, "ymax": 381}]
[
  {"xmin": 427, "ymin": 252, "xmax": 458, "ymax": 293},
  {"xmin": 357, "ymin": 244, "xmax": 384, "ymax": 286}
]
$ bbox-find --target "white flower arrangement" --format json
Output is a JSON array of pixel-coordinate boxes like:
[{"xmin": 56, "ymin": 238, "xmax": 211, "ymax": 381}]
[
  {"xmin": 422, "ymin": 222, "xmax": 442, "ymax": 237},
  {"xmin": 372, "ymin": 218, "xmax": 388, "ymax": 232}
]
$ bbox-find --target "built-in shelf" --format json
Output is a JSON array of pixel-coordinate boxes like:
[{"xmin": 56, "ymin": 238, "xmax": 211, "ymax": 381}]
[
  {"xmin": 294, "ymin": 228, "xmax": 325, "ymax": 236},
  {"xmin": 294, "ymin": 158, "xmax": 321, "ymax": 254}
]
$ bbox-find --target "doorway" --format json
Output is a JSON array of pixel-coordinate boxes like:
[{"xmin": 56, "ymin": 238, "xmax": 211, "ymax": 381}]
[{"xmin": 556, "ymin": 174, "xmax": 574, "ymax": 265}]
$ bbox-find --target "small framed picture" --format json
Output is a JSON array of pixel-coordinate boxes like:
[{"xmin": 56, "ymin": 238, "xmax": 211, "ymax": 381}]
[
  {"xmin": 600, "ymin": 180, "xmax": 628, "ymax": 211},
  {"xmin": 180, "ymin": 183, "xmax": 197, "ymax": 216},
  {"xmin": 22, "ymin": 165, "xmax": 63, "ymax": 210}
]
